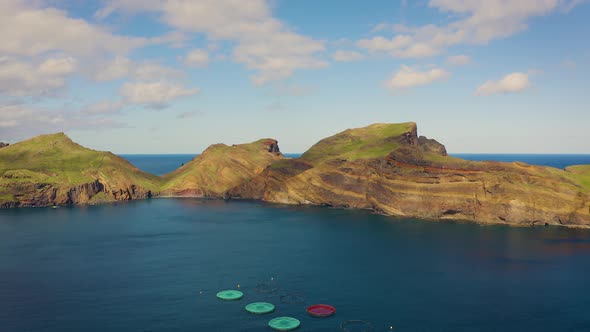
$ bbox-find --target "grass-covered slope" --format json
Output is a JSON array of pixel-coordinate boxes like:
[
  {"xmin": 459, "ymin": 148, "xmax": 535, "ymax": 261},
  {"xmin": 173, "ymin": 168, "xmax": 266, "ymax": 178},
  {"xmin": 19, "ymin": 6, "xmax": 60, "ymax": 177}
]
[
  {"xmin": 565, "ymin": 165, "xmax": 590, "ymax": 191},
  {"xmin": 161, "ymin": 138, "xmax": 283, "ymax": 197},
  {"xmin": 0, "ymin": 133, "xmax": 160, "ymax": 207},
  {"xmin": 231, "ymin": 122, "xmax": 590, "ymax": 227},
  {"xmin": 300, "ymin": 122, "xmax": 417, "ymax": 163}
]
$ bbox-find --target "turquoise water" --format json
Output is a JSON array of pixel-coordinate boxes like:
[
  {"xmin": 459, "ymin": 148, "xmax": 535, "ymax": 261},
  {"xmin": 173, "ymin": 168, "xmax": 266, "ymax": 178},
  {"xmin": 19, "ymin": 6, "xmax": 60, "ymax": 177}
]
[{"xmin": 2, "ymin": 199, "xmax": 590, "ymax": 331}]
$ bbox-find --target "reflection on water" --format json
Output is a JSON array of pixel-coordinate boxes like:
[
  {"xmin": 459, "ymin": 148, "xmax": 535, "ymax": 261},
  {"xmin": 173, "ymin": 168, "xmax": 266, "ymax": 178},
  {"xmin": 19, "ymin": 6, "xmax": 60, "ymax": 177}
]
[{"xmin": 1, "ymin": 199, "xmax": 590, "ymax": 332}]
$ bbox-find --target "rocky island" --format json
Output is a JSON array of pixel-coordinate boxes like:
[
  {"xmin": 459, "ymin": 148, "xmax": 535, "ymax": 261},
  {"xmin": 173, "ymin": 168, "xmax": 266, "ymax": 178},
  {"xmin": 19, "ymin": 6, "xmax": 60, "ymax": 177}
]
[{"xmin": 1, "ymin": 123, "xmax": 589, "ymax": 227}]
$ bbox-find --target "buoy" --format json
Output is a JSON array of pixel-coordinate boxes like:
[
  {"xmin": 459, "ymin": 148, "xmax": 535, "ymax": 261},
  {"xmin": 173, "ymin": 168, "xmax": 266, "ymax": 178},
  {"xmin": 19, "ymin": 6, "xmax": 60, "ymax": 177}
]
[
  {"xmin": 216, "ymin": 290, "xmax": 243, "ymax": 301},
  {"xmin": 268, "ymin": 317, "xmax": 300, "ymax": 331},
  {"xmin": 245, "ymin": 302, "xmax": 275, "ymax": 314},
  {"xmin": 306, "ymin": 304, "xmax": 336, "ymax": 317}
]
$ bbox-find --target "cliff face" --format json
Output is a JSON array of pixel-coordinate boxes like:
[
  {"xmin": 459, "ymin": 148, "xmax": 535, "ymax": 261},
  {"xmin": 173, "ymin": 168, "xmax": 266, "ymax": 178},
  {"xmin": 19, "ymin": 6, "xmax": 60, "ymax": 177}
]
[
  {"xmin": 161, "ymin": 138, "xmax": 284, "ymax": 197},
  {"xmin": 230, "ymin": 123, "xmax": 590, "ymax": 227},
  {"xmin": 0, "ymin": 133, "xmax": 159, "ymax": 207},
  {"xmin": 3, "ymin": 126, "xmax": 590, "ymax": 228}
]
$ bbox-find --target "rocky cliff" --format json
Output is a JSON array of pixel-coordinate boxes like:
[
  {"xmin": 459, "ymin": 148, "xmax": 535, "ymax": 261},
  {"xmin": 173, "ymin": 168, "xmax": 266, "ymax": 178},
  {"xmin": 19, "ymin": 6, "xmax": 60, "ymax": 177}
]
[
  {"xmin": 161, "ymin": 138, "xmax": 284, "ymax": 197},
  {"xmin": 229, "ymin": 123, "xmax": 590, "ymax": 227},
  {"xmin": 3, "ymin": 126, "xmax": 590, "ymax": 228},
  {"xmin": 0, "ymin": 142, "xmax": 8, "ymax": 148},
  {"xmin": 0, "ymin": 133, "xmax": 159, "ymax": 208}
]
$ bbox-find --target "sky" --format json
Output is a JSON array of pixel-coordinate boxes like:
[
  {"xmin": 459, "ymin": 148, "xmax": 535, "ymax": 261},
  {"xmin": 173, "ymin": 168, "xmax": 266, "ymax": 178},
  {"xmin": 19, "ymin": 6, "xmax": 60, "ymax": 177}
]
[{"xmin": 0, "ymin": 0, "xmax": 589, "ymax": 154}]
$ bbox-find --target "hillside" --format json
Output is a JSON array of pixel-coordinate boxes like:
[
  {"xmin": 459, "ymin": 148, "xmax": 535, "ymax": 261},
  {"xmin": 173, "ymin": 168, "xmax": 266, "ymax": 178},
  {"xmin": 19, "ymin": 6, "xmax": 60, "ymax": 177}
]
[
  {"xmin": 229, "ymin": 123, "xmax": 590, "ymax": 227},
  {"xmin": 2, "ymin": 126, "xmax": 590, "ymax": 228},
  {"xmin": 0, "ymin": 133, "xmax": 160, "ymax": 207},
  {"xmin": 161, "ymin": 138, "xmax": 283, "ymax": 197}
]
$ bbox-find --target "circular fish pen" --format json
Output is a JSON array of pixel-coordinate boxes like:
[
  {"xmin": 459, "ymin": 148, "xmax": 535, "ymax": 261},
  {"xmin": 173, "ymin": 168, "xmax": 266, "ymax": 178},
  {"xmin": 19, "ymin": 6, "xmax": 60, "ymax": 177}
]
[
  {"xmin": 306, "ymin": 304, "xmax": 336, "ymax": 317},
  {"xmin": 268, "ymin": 317, "xmax": 301, "ymax": 331},
  {"xmin": 245, "ymin": 302, "xmax": 275, "ymax": 314},
  {"xmin": 216, "ymin": 290, "xmax": 243, "ymax": 301}
]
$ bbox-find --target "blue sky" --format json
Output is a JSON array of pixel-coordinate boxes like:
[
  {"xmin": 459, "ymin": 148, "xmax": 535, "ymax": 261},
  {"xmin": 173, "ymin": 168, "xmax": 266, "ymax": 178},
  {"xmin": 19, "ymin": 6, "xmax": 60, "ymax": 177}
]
[{"xmin": 0, "ymin": 0, "xmax": 589, "ymax": 153}]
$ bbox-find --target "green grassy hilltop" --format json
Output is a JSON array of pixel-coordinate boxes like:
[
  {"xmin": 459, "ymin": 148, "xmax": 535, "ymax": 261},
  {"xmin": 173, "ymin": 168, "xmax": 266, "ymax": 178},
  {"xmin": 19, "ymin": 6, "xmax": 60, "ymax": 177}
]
[
  {"xmin": 161, "ymin": 139, "xmax": 283, "ymax": 197},
  {"xmin": 300, "ymin": 122, "xmax": 417, "ymax": 163},
  {"xmin": 0, "ymin": 133, "xmax": 160, "ymax": 207},
  {"xmin": 2, "ymin": 125, "xmax": 590, "ymax": 228}
]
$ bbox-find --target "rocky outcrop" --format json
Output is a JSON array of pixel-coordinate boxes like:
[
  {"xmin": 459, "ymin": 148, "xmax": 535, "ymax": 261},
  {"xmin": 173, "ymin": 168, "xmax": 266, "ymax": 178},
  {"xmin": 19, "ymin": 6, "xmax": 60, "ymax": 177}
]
[
  {"xmin": 230, "ymin": 123, "xmax": 590, "ymax": 228},
  {"xmin": 3, "ymin": 127, "xmax": 590, "ymax": 229},
  {"xmin": 418, "ymin": 136, "xmax": 447, "ymax": 156},
  {"xmin": 1, "ymin": 178, "xmax": 153, "ymax": 207},
  {"xmin": 161, "ymin": 138, "xmax": 284, "ymax": 197},
  {"xmin": 0, "ymin": 142, "xmax": 8, "ymax": 148}
]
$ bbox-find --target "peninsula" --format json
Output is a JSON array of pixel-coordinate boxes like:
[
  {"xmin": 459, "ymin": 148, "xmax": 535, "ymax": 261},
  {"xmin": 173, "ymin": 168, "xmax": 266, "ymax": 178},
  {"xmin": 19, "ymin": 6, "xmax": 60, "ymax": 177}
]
[{"xmin": 2, "ymin": 123, "xmax": 589, "ymax": 227}]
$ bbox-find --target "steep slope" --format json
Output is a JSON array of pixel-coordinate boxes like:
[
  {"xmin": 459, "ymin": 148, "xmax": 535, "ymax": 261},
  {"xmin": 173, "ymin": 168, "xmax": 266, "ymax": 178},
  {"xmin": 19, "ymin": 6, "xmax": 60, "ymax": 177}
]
[
  {"xmin": 230, "ymin": 123, "xmax": 590, "ymax": 227},
  {"xmin": 0, "ymin": 133, "xmax": 160, "ymax": 207},
  {"xmin": 161, "ymin": 138, "xmax": 283, "ymax": 197}
]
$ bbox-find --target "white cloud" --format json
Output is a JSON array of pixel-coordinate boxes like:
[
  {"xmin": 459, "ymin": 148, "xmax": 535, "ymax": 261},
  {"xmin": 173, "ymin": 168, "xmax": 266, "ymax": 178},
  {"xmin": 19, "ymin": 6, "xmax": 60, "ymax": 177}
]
[
  {"xmin": 91, "ymin": 56, "xmax": 183, "ymax": 82},
  {"xmin": 386, "ymin": 65, "xmax": 450, "ymax": 90},
  {"xmin": 83, "ymin": 100, "xmax": 127, "ymax": 115},
  {"xmin": 119, "ymin": 82, "xmax": 199, "ymax": 108},
  {"xmin": 561, "ymin": 60, "xmax": 576, "ymax": 69},
  {"xmin": 96, "ymin": 0, "xmax": 327, "ymax": 84},
  {"xmin": 182, "ymin": 49, "xmax": 210, "ymax": 68},
  {"xmin": 0, "ymin": 1, "xmax": 189, "ymax": 102},
  {"xmin": 475, "ymin": 72, "xmax": 530, "ymax": 96},
  {"xmin": 332, "ymin": 50, "xmax": 364, "ymax": 62},
  {"xmin": 447, "ymin": 55, "xmax": 472, "ymax": 65},
  {"xmin": 358, "ymin": 0, "xmax": 582, "ymax": 58},
  {"xmin": 0, "ymin": 120, "xmax": 18, "ymax": 128},
  {"xmin": 0, "ymin": 1, "xmax": 146, "ymax": 58},
  {"xmin": 176, "ymin": 110, "xmax": 201, "ymax": 119},
  {"xmin": 0, "ymin": 56, "xmax": 76, "ymax": 96},
  {"xmin": 0, "ymin": 103, "xmax": 123, "ymax": 141},
  {"xmin": 357, "ymin": 35, "xmax": 412, "ymax": 53}
]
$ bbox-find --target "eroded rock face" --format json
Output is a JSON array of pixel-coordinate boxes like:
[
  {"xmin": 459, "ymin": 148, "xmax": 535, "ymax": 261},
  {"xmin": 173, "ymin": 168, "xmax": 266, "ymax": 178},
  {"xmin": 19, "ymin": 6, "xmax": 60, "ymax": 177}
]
[
  {"xmin": 3, "ymin": 127, "xmax": 590, "ymax": 229},
  {"xmin": 418, "ymin": 136, "xmax": 447, "ymax": 156},
  {"xmin": 161, "ymin": 138, "xmax": 284, "ymax": 197},
  {"xmin": 0, "ymin": 133, "xmax": 159, "ymax": 208},
  {"xmin": 229, "ymin": 124, "xmax": 590, "ymax": 227},
  {"xmin": 1, "ymin": 178, "xmax": 154, "ymax": 208}
]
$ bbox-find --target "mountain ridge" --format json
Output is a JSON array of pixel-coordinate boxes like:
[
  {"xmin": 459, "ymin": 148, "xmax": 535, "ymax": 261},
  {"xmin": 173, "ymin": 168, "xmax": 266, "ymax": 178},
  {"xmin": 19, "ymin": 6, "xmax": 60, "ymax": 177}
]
[{"xmin": 2, "ymin": 124, "xmax": 589, "ymax": 228}]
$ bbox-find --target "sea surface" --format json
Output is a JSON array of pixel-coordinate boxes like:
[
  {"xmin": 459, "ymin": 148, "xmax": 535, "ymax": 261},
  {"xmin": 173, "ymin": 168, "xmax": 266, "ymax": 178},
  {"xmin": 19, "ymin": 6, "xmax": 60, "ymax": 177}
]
[
  {"xmin": 2, "ymin": 154, "xmax": 590, "ymax": 331},
  {"xmin": 2, "ymin": 200, "xmax": 590, "ymax": 332}
]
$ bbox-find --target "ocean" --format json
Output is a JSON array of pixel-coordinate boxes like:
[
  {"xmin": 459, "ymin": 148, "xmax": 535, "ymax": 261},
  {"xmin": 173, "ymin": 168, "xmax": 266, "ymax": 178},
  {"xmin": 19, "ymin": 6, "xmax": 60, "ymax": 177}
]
[{"xmin": 1, "ymin": 154, "xmax": 590, "ymax": 331}]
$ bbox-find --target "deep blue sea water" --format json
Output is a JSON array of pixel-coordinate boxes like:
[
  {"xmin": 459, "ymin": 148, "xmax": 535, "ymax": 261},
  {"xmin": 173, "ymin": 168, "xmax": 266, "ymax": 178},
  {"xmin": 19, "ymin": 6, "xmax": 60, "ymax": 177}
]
[
  {"xmin": 2, "ymin": 199, "xmax": 590, "ymax": 332},
  {"xmin": 2, "ymin": 154, "xmax": 590, "ymax": 331}
]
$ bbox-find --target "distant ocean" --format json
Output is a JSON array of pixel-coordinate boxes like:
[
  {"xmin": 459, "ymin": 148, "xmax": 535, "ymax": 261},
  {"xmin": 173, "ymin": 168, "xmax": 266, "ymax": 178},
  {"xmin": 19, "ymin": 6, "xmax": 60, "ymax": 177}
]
[{"xmin": 120, "ymin": 153, "xmax": 590, "ymax": 176}]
